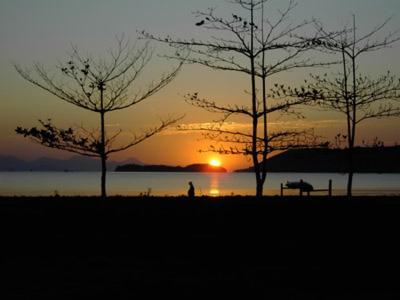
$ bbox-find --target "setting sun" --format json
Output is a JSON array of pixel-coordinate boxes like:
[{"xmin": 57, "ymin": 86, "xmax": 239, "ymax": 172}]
[{"xmin": 209, "ymin": 159, "xmax": 222, "ymax": 167}]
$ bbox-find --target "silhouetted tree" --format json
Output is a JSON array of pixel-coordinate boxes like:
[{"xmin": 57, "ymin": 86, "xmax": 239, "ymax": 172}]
[
  {"xmin": 15, "ymin": 37, "xmax": 182, "ymax": 198},
  {"xmin": 143, "ymin": 0, "xmax": 330, "ymax": 197},
  {"xmin": 271, "ymin": 16, "xmax": 400, "ymax": 197}
]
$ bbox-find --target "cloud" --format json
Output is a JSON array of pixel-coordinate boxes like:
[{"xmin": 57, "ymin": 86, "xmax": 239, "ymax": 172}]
[
  {"xmin": 105, "ymin": 123, "xmax": 121, "ymax": 128},
  {"xmin": 162, "ymin": 119, "xmax": 343, "ymax": 135},
  {"xmin": 161, "ymin": 122, "xmax": 252, "ymax": 136},
  {"xmin": 269, "ymin": 119, "xmax": 343, "ymax": 130}
]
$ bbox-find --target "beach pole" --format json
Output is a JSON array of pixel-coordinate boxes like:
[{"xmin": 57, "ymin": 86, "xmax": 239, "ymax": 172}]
[
  {"xmin": 328, "ymin": 179, "xmax": 332, "ymax": 196},
  {"xmin": 280, "ymin": 183, "xmax": 283, "ymax": 197}
]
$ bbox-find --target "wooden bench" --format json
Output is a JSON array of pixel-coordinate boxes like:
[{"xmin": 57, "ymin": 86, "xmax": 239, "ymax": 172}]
[{"xmin": 280, "ymin": 179, "xmax": 332, "ymax": 197}]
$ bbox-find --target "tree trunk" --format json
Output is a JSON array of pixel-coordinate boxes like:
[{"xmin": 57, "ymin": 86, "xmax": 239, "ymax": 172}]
[
  {"xmin": 347, "ymin": 16, "xmax": 358, "ymax": 199},
  {"xmin": 341, "ymin": 46, "xmax": 353, "ymax": 198},
  {"xmin": 249, "ymin": 1, "xmax": 263, "ymax": 198},
  {"xmin": 260, "ymin": 1, "xmax": 268, "ymax": 186},
  {"xmin": 347, "ymin": 116, "xmax": 357, "ymax": 198},
  {"xmin": 100, "ymin": 110, "xmax": 107, "ymax": 199},
  {"xmin": 99, "ymin": 85, "xmax": 107, "ymax": 199},
  {"xmin": 347, "ymin": 19, "xmax": 357, "ymax": 199},
  {"xmin": 347, "ymin": 146, "xmax": 354, "ymax": 198},
  {"xmin": 101, "ymin": 151, "xmax": 107, "ymax": 199},
  {"xmin": 256, "ymin": 177, "xmax": 264, "ymax": 198}
]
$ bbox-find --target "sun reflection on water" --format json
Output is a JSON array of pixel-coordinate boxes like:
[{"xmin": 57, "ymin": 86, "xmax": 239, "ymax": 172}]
[{"xmin": 209, "ymin": 173, "xmax": 220, "ymax": 196}]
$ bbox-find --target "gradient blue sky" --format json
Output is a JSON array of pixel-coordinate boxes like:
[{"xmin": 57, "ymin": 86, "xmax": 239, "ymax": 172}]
[{"xmin": 1, "ymin": 0, "xmax": 400, "ymax": 170}]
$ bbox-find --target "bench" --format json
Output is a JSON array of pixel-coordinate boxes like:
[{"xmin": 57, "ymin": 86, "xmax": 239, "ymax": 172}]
[{"xmin": 280, "ymin": 179, "xmax": 332, "ymax": 197}]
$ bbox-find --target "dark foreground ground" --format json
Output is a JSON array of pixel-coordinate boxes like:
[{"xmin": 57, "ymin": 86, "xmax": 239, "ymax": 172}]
[{"xmin": 1, "ymin": 195, "xmax": 400, "ymax": 299}]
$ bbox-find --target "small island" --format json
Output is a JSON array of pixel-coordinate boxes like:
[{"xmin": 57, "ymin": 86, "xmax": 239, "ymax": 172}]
[{"xmin": 115, "ymin": 163, "xmax": 227, "ymax": 173}]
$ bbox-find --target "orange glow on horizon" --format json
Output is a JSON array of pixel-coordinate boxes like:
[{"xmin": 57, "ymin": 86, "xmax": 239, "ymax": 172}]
[{"xmin": 209, "ymin": 188, "xmax": 220, "ymax": 197}]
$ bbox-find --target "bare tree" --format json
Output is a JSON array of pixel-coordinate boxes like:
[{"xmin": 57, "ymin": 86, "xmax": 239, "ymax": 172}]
[
  {"xmin": 143, "ymin": 0, "xmax": 329, "ymax": 197},
  {"xmin": 15, "ymin": 37, "xmax": 182, "ymax": 198},
  {"xmin": 271, "ymin": 16, "xmax": 400, "ymax": 197}
]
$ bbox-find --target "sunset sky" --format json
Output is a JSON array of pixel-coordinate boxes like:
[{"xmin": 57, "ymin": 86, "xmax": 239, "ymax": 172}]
[{"xmin": 1, "ymin": 0, "xmax": 400, "ymax": 171}]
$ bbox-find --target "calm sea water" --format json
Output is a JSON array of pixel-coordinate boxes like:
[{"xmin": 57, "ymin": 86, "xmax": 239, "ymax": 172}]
[{"xmin": 0, "ymin": 172, "xmax": 399, "ymax": 196}]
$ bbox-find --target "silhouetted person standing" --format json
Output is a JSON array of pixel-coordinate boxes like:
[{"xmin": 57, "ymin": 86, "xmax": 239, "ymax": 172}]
[{"xmin": 188, "ymin": 181, "xmax": 195, "ymax": 198}]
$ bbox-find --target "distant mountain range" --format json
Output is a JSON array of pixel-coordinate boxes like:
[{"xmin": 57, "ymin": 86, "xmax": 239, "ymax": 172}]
[
  {"xmin": 3, "ymin": 146, "xmax": 399, "ymax": 173},
  {"xmin": 115, "ymin": 163, "xmax": 227, "ymax": 173},
  {"xmin": 0, "ymin": 155, "xmax": 143, "ymax": 172},
  {"xmin": 235, "ymin": 146, "xmax": 400, "ymax": 173}
]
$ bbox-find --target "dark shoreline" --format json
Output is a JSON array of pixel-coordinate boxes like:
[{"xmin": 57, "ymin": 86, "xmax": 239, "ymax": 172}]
[
  {"xmin": 2, "ymin": 195, "xmax": 400, "ymax": 299},
  {"xmin": 236, "ymin": 146, "xmax": 400, "ymax": 173}
]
